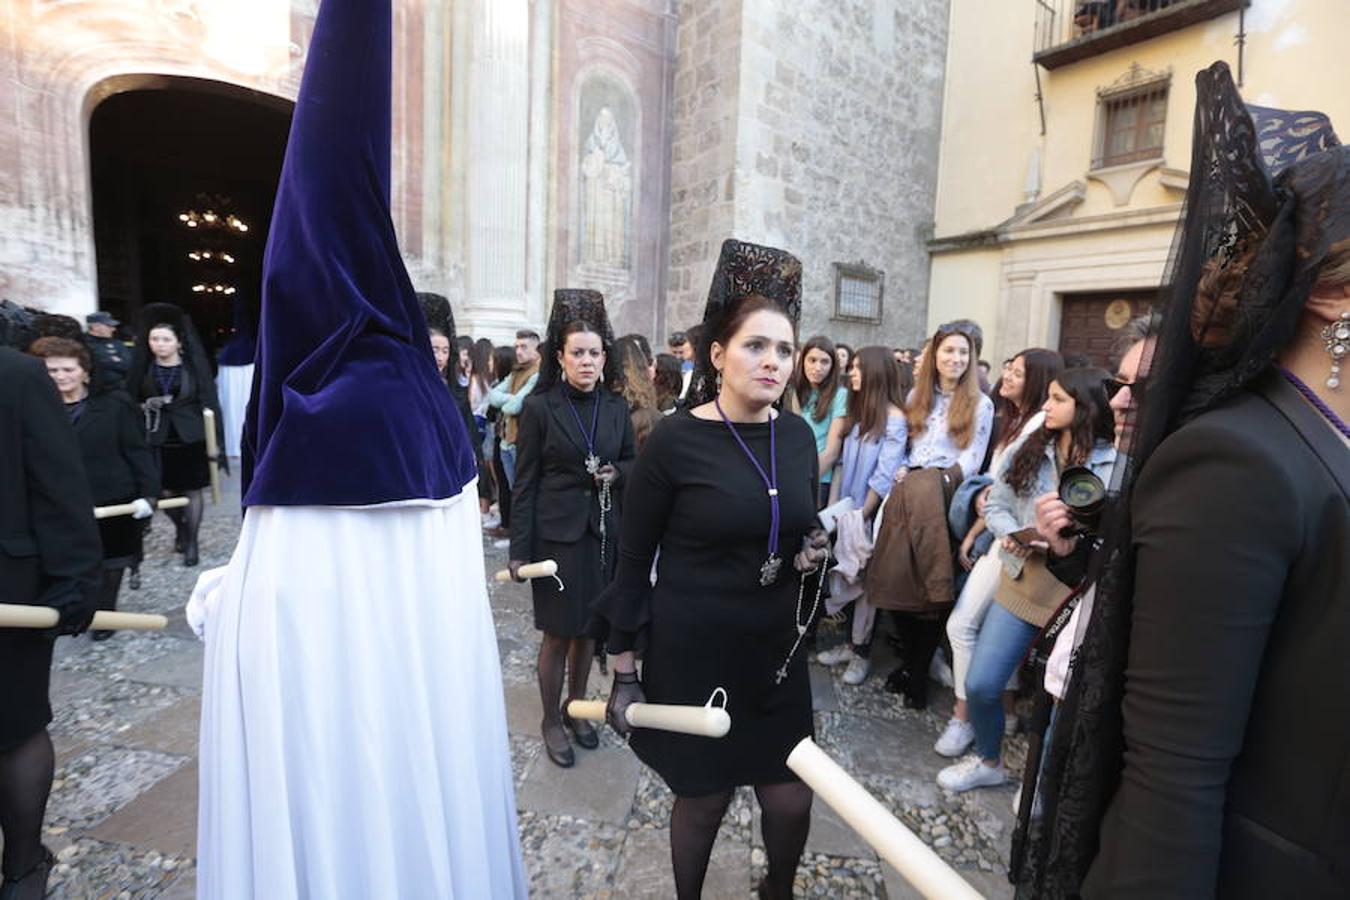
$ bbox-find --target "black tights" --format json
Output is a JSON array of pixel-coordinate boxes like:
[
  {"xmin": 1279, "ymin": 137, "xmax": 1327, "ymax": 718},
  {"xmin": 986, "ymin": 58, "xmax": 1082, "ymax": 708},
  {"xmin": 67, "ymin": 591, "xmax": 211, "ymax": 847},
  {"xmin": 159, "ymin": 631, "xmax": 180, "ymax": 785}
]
[
  {"xmin": 671, "ymin": 782, "xmax": 812, "ymax": 899},
  {"xmin": 163, "ymin": 489, "xmax": 204, "ymax": 548},
  {"xmin": 889, "ymin": 614, "xmax": 944, "ymax": 705},
  {"xmin": 97, "ymin": 567, "xmax": 124, "ymax": 613},
  {"xmin": 0, "ymin": 729, "xmax": 54, "ymax": 878},
  {"xmin": 537, "ymin": 633, "xmax": 593, "ymax": 732}
]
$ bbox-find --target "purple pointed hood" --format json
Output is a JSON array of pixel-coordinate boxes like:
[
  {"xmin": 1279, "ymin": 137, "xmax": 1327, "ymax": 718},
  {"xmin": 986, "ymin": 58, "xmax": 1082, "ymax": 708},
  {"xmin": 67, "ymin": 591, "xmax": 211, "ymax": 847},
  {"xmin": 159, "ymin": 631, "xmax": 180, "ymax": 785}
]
[{"xmin": 241, "ymin": 0, "xmax": 474, "ymax": 507}]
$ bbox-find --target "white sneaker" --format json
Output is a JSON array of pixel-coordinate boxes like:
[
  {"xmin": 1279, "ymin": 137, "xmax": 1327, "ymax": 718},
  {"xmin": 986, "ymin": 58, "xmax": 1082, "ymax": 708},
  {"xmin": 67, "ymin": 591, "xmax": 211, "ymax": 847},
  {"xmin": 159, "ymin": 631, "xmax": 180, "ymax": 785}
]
[
  {"xmin": 481, "ymin": 512, "xmax": 500, "ymax": 530},
  {"xmin": 937, "ymin": 756, "xmax": 1007, "ymax": 793},
  {"xmin": 934, "ymin": 717, "xmax": 976, "ymax": 757},
  {"xmin": 493, "ymin": 538, "xmax": 510, "ymax": 550},
  {"xmin": 842, "ymin": 655, "xmax": 871, "ymax": 685},
  {"xmin": 815, "ymin": 645, "xmax": 855, "ymax": 666}
]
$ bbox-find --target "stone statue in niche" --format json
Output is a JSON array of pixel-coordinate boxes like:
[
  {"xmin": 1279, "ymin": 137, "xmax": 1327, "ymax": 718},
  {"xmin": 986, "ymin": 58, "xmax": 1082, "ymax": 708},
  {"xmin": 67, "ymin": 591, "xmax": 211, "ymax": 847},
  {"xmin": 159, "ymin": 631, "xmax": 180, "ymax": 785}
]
[{"xmin": 580, "ymin": 106, "xmax": 632, "ymax": 270}]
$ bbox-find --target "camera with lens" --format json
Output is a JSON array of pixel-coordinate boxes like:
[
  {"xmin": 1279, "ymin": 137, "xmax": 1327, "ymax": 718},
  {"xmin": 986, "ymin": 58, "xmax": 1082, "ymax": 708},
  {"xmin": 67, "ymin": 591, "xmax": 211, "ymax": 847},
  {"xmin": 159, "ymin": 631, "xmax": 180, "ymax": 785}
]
[{"xmin": 1057, "ymin": 466, "xmax": 1109, "ymax": 536}]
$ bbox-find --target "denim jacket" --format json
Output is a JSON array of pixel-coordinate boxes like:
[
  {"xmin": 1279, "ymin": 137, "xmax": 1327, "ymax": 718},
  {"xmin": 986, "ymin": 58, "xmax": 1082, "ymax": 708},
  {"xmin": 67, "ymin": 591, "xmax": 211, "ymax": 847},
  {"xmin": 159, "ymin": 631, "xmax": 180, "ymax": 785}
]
[{"xmin": 985, "ymin": 430, "xmax": 1116, "ymax": 577}]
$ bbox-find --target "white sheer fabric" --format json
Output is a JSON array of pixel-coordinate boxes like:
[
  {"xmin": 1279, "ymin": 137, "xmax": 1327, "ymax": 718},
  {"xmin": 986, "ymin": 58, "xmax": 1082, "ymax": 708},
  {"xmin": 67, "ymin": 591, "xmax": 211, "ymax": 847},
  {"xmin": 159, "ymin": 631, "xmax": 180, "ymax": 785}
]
[
  {"xmin": 194, "ymin": 481, "xmax": 526, "ymax": 899},
  {"xmin": 216, "ymin": 363, "xmax": 254, "ymax": 459}
]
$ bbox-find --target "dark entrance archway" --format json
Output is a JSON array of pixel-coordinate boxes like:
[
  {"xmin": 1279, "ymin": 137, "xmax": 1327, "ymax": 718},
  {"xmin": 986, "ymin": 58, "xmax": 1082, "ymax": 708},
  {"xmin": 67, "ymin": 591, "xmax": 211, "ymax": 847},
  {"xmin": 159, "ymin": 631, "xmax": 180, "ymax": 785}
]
[{"xmin": 88, "ymin": 76, "xmax": 292, "ymax": 360}]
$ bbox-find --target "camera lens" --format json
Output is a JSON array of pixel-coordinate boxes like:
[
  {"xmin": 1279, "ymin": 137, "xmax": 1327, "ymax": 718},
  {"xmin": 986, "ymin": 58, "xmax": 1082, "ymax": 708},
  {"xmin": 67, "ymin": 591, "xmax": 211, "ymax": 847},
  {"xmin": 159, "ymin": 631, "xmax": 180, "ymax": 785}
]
[{"xmin": 1059, "ymin": 466, "xmax": 1106, "ymax": 516}]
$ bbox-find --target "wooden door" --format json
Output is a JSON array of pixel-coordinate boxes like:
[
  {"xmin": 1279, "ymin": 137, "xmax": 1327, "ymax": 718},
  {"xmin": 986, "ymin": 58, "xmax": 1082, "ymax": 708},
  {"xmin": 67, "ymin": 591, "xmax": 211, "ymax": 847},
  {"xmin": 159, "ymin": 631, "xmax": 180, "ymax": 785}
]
[{"xmin": 1058, "ymin": 290, "xmax": 1154, "ymax": 367}]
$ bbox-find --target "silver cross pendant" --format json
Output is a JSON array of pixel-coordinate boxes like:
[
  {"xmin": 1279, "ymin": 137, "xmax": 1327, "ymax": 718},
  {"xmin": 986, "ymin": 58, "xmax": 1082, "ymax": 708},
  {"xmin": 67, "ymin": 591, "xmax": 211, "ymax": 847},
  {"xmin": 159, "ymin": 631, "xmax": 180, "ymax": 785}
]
[
  {"xmin": 585, "ymin": 453, "xmax": 601, "ymax": 475},
  {"xmin": 759, "ymin": 555, "xmax": 782, "ymax": 587}
]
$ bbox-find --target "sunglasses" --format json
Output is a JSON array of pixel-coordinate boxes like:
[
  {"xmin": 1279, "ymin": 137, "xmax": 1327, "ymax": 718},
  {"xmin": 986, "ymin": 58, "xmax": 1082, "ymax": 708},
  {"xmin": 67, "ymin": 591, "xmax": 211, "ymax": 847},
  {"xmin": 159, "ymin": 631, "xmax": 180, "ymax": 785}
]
[{"xmin": 1106, "ymin": 375, "xmax": 1149, "ymax": 403}]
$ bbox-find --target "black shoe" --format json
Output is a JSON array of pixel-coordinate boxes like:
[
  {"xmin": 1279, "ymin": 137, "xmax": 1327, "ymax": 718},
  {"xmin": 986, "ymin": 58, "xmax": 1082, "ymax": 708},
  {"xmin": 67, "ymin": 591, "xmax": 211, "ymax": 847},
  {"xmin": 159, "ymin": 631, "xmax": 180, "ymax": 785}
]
[
  {"xmin": 883, "ymin": 666, "xmax": 928, "ymax": 710},
  {"xmin": 183, "ymin": 539, "xmax": 199, "ymax": 568},
  {"xmin": 128, "ymin": 567, "xmax": 141, "ymax": 590},
  {"xmin": 542, "ymin": 721, "xmax": 575, "ymax": 768},
  {"xmin": 91, "ymin": 630, "xmax": 114, "ymax": 642},
  {"xmin": 0, "ymin": 846, "xmax": 53, "ymax": 900},
  {"xmin": 562, "ymin": 707, "xmax": 599, "ymax": 750}
]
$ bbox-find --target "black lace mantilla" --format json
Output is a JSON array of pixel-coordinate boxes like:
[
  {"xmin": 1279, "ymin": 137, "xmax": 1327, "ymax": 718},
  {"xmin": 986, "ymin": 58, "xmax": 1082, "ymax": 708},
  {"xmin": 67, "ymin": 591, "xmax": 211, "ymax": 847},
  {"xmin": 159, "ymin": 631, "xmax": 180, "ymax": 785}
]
[
  {"xmin": 535, "ymin": 288, "xmax": 620, "ymax": 394},
  {"xmin": 1013, "ymin": 61, "xmax": 1346, "ymax": 898},
  {"xmin": 687, "ymin": 239, "xmax": 803, "ymax": 407}
]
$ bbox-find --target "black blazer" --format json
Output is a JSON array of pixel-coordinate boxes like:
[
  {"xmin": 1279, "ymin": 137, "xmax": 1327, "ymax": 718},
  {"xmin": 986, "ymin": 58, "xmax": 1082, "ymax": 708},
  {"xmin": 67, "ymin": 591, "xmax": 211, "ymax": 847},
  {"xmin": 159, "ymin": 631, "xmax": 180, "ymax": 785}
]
[
  {"xmin": 130, "ymin": 361, "xmax": 224, "ymax": 448},
  {"xmin": 1085, "ymin": 372, "xmax": 1350, "ymax": 898},
  {"xmin": 0, "ymin": 349, "xmax": 101, "ymax": 608},
  {"xmin": 510, "ymin": 383, "xmax": 636, "ymax": 561},
  {"xmin": 72, "ymin": 390, "xmax": 160, "ymax": 505}
]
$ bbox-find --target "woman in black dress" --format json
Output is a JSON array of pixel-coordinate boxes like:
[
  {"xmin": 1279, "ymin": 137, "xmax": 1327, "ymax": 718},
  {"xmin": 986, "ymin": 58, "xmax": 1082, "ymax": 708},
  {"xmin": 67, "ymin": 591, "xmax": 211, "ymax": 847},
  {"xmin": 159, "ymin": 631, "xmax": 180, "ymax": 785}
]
[
  {"xmin": 29, "ymin": 337, "xmax": 159, "ymax": 642},
  {"xmin": 126, "ymin": 304, "xmax": 223, "ymax": 567},
  {"xmin": 0, "ymin": 347, "xmax": 101, "ymax": 900},
  {"xmin": 510, "ymin": 290, "xmax": 636, "ymax": 768},
  {"xmin": 1016, "ymin": 64, "xmax": 1349, "ymax": 898},
  {"xmin": 594, "ymin": 241, "xmax": 829, "ymax": 900}
]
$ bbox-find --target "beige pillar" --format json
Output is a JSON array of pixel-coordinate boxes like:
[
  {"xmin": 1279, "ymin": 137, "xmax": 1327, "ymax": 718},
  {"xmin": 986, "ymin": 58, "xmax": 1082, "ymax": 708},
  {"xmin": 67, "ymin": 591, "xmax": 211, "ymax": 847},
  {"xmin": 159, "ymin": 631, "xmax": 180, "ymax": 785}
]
[{"xmin": 462, "ymin": 0, "xmax": 531, "ymax": 341}]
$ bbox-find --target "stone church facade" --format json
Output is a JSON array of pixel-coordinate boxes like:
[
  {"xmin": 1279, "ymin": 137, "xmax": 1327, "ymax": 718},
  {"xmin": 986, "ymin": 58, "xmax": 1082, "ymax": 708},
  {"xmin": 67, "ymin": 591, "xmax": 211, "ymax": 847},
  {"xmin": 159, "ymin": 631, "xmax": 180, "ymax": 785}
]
[{"xmin": 2, "ymin": 0, "xmax": 947, "ymax": 348}]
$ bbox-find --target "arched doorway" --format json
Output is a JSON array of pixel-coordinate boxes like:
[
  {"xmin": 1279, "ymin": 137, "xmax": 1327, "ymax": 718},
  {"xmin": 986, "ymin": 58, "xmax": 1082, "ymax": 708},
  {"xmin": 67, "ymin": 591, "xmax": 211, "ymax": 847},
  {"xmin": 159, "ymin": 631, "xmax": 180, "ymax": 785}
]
[{"xmin": 88, "ymin": 76, "xmax": 292, "ymax": 360}]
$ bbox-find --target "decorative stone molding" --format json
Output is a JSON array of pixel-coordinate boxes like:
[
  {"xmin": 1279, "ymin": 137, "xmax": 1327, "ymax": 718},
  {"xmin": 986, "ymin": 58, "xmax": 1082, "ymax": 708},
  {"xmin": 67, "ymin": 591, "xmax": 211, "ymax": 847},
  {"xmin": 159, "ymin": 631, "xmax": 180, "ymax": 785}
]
[{"xmin": 1087, "ymin": 158, "xmax": 1162, "ymax": 207}]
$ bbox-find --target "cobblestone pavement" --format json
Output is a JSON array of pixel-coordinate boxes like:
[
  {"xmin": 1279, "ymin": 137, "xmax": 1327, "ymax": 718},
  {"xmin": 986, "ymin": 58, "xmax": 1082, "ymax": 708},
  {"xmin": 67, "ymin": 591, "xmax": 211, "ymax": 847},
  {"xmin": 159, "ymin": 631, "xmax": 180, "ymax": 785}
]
[{"xmin": 37, "ymin": 474, "xmax": 1019, "ymax": 898}]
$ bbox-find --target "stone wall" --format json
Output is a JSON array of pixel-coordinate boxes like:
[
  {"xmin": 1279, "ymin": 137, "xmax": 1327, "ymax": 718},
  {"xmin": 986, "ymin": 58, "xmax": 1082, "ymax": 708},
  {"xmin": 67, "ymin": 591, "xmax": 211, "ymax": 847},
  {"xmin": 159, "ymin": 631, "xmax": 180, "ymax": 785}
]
[
  {"xmin": 0, "ymin": 1, "xmax": 451, "ymax": 319},
  {"xmin": 665, "ymin": 0, "xmax": 949, "ymax": 350},
  {"xmin": 664, "ymin": 0, "xmax": 744, "ymax": 334}
]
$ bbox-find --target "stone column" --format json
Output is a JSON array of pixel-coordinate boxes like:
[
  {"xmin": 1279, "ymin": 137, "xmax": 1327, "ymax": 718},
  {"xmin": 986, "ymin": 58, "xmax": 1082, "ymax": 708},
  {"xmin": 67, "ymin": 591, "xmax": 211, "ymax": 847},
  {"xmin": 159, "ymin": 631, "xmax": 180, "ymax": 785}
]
[
  {"xmin": 525, "ymin": 0, "xmax": 553, "ymax": 333},
  {"xmin": 463, "ymin": 0, "xmax": 531, "ymax": 341}
]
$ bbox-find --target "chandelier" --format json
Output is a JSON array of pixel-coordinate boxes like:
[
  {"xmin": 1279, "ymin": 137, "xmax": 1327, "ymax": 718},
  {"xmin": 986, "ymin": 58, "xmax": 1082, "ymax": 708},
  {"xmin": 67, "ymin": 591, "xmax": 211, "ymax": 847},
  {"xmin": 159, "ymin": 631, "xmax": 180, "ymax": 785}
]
[
  {"xmin": 178, "ymin": 209, "xmax": 249, "ymax": 232},
  {"xmin": 187, "ymin": 250, "xmax": 236, "ymax": 264},
  {"xmin": 178, "ymin": 192, "xmax": 249, "ymax": 302}
]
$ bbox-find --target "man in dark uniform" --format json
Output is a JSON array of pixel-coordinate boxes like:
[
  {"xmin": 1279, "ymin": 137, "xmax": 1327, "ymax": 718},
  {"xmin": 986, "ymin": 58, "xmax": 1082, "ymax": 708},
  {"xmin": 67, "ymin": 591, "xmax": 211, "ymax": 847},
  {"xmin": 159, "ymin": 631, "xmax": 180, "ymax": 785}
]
[
  {"xmin": 0, "ymin": 346, "xmax": 101, "ymax": 900},
  {"xmin": 84, "ymin": 311, "xmax": 129, "ymax": 388}
]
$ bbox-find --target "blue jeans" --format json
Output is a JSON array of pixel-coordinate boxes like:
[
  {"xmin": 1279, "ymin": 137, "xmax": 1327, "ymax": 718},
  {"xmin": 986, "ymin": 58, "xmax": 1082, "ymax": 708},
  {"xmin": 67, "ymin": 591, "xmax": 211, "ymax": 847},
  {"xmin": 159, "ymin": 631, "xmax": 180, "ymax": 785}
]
[
  {"xmin": 501, "ymin": 445, "xmax": 518, "ymax": 489},
  {"xmin": 965, "ymin": 602, "xmax": 1039, "ymax": 761}
]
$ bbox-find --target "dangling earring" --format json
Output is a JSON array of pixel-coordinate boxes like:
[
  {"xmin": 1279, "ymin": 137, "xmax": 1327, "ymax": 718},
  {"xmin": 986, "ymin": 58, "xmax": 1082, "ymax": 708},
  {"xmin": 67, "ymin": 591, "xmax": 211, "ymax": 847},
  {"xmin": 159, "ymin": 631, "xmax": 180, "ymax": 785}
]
[
  {"xmin": 1323, "ymin": 310, "xmax": 1349, "ymax": 390},
  {"xmin": 715, "ymin": 369, "xmax": 723, "ymax": 392}
]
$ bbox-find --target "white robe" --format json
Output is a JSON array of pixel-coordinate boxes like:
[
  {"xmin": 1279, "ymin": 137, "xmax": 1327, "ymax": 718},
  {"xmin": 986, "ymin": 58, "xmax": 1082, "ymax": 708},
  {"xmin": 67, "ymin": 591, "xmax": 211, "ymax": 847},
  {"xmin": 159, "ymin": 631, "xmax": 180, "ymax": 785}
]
[
  {"xmin": 191, "ymin": 482, "xmax": 526, "ymax": 899},
  {"xmin": 215, "ymin": 363, "xmax": 254, "ymax": 459}
]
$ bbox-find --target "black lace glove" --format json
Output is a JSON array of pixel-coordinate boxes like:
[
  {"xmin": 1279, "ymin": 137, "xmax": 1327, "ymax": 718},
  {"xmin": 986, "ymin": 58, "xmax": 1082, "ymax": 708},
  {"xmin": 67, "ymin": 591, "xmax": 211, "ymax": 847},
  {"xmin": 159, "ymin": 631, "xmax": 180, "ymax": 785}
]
[
  {"xmin": 44, "ymin": 585, "xmax": 97, "ymax": 637},
  {"xmin": 793, "ymin": 526, "xmax": 830, "ymax": 573},
  {"xmin": 606, "ymin": 670, "xmax": 645, "ymax": 736},
  {"xmin": 507, "ymin": 560, "xmax": 527, "ymax": 583}
]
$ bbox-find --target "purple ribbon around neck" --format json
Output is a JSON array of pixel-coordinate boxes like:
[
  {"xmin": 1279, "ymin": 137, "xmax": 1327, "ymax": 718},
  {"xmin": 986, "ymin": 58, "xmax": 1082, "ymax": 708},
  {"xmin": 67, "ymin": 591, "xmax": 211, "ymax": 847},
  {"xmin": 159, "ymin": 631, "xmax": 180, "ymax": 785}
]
[
  {"xmin": 1279, "ymin": 365, "xmax": 1350, "ymax": 440},
  {"xmin": 563, "ymin": 387, "xmax": 602, "ymax": 461},
  {"xmin": 714, "ymin": 398, "xmax": 780, "ymax": 562},
  {"xmin": 153, "ymin": 364, "xmax": 179, "ymax": 398}
]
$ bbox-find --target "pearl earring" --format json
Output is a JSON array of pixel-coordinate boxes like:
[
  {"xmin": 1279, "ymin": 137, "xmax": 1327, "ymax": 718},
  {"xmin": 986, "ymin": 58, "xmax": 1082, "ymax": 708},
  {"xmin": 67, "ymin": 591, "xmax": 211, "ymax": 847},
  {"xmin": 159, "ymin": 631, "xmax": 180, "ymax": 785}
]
[{"xmin": 1323, "ymin": 310, "xmax": 1349, "ymax": 391}]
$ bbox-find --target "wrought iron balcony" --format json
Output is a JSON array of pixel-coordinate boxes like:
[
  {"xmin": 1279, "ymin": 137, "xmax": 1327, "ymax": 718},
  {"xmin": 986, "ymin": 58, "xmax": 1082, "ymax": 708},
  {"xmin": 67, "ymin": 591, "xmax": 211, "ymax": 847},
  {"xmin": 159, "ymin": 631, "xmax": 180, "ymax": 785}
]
[{"xmin": 1034, "ymin": 0, "xmax": 1249, "ymax": 69}]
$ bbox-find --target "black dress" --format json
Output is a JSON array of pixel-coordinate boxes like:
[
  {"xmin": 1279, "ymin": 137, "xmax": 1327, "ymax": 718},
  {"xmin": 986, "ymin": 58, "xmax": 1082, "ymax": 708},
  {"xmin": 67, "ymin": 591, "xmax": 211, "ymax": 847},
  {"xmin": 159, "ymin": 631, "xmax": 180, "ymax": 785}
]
[
  {"xmin": 511, "ymin": 382, "xmax": 636, "ymax": 637},
  {"xmin": 594, "ymin": 410, "xmax": 819, "ymax": 796},
  {"xmin": 133, "ymin": 362, "xmax": 217, "ymax": 492},
  {"xmin": 68, "ymin": 390, "xmax": 160, "ymax": 568},
  {"xmin": 0, "ymin": 350, "xmax": 101, "ymax": 750}
]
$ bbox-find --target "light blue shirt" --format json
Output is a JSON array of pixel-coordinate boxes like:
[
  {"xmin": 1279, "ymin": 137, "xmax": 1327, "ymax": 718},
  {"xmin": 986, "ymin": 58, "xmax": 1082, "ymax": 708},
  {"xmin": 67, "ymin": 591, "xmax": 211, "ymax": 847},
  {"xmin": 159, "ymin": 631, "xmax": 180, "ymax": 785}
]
[
  {"xmin": 802, "ymin": 387, "xmax": 849, "ymax": 483},
  {"xmin": 487, "ymin": 371, "xmax": 539, "ymax": 449},
  {"xmin": 837, "ymin": 414, "xmax": 908, "ymax": 508}
]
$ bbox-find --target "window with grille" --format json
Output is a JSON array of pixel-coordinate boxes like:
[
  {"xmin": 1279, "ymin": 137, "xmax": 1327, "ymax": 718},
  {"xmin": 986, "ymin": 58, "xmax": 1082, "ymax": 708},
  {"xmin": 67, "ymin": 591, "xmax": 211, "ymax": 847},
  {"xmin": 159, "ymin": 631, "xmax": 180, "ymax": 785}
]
[
  {"xmin": 1094, "ymin": 84, "xmax": 1168, "ymax": 169},
  {"xmin": 832, "ymin": 262, "xmax": 884, "ymax": 324}
]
